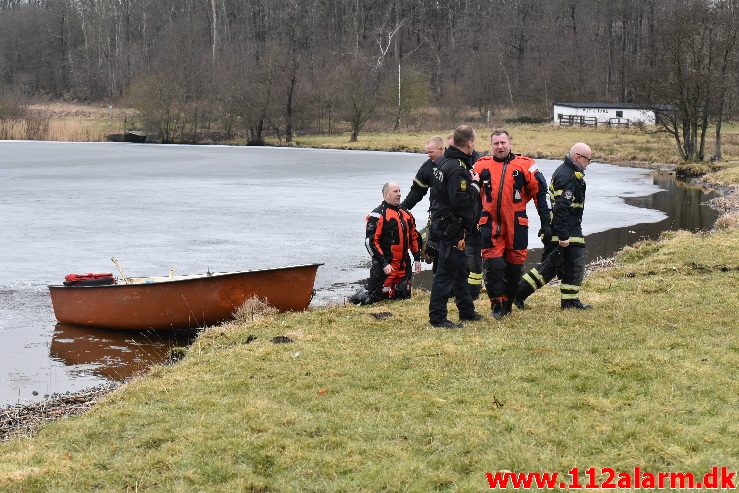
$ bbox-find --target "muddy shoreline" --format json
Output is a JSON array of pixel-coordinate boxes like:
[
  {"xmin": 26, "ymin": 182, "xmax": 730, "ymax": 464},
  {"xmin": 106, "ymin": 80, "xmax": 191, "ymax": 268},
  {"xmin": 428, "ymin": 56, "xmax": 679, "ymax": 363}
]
[{"xmin": 0, "ymin": 383, "xmax": 120, "ymax": 441}]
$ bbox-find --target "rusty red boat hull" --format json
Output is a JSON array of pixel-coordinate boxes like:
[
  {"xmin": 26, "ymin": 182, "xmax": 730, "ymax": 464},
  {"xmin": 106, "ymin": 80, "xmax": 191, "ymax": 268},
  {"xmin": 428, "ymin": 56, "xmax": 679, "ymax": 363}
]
[{"xmin": 48, "ymin": 264, "xmax": 321, "ymax": 331}]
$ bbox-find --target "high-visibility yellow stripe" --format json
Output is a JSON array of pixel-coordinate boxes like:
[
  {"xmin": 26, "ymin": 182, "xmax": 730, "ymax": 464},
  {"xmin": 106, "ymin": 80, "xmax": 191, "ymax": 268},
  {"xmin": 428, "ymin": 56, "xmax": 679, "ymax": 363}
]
[
  {"xmin": 468, "ymin": 272, "xmax": 482, "ymax": 280},
  {"xmin": 522, "ymin": 273, "xmax": 538, "ymax": 290},
  {"xmin": 531, "ymin": 268, "xmax": 545, "ymax": 285},
  {"xmin": 414, "ymin": 178, "xmax": 429, "ymax": 188},
  {"xmin": 561, "ymin": 292, "xmax": 580, "ymax": 300},
  {"xmin": 551, "ymin": 235, "xmax": 585, "ymax": 244},
  {"xmin": 575, "ymin": 171, "xmax": 584, "ymax": 179},
  {"xmin": 552, "ymin": 189, "xmax": 563, "ymax": 196},
  {"xmin": 468, "ymin": 278, "xmax": 482, "ymax": 285},
  {"xmin": 560, "ymin": 284, "xmax": 580, "ymax": 292},
  {"xmin": 570, "ymin": 202, "xmax": 584, "ymax": 208}
]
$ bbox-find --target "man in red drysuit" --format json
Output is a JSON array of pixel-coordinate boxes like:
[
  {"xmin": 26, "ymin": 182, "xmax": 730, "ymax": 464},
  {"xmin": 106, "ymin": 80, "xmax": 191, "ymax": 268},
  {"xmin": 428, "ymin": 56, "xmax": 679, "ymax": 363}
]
[{"xmin": 473, "ymin": 129, "xmax": 551, "ymax": 319}]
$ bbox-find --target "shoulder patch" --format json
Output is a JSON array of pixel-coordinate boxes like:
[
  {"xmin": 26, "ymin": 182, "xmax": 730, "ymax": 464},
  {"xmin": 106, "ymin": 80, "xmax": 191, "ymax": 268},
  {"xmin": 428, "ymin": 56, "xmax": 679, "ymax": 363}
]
[
  {"xmin": 460, "ymin": 180, "xmax": 467, "ymax": 191},
  {"xmin": 564, "ymin": 190, "xmax": 573, "ymax": 200}
]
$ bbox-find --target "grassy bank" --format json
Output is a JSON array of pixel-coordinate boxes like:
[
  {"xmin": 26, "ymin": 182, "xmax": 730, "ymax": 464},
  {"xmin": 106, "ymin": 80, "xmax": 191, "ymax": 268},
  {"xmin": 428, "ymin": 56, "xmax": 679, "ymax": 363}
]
[
  {"xmin": 0, "ymin": 227, "xmax": 737, "ymax": 491},
  {"xmin": 2, "ymin": 103, "xmax": 739, "ymax": 182},
  {"xmin": 280, "ymin": 122, "xmax": 737, "ymax": 158},
  {"xmin": 281, "ymin": 123, "xmax": 739, "ymax": 183}
]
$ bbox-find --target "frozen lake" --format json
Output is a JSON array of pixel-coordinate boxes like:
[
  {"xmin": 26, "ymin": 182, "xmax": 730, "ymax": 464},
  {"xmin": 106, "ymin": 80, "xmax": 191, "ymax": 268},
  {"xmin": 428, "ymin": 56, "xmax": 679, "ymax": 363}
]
[{"xmin": 0, "ymin": 141, "xmax": 712, "ymax": 406}]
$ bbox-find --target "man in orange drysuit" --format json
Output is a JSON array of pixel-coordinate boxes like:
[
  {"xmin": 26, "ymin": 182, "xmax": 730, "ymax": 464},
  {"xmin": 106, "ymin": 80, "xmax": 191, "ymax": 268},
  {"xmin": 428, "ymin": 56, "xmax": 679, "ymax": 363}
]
[
  {"xmin": 473, "ymin": 129, "xmax": 551, "ymax": 319},
  {"xmin": 361, "ymin": 182, "xmax": 422, "ymax": 303}
]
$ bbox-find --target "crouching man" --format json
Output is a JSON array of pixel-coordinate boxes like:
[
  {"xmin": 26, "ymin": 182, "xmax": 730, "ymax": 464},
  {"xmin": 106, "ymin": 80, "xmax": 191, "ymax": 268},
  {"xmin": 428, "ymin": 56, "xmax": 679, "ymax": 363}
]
[{"xmin": 351, "ymin": 182, "xmax": 422, "ymax": 304}]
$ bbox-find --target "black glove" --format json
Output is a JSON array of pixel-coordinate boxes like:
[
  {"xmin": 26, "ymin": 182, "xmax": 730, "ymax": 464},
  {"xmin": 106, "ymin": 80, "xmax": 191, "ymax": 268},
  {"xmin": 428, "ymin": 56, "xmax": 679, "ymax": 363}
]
[{"xmin": 538, "ymin": 225, "xmax": 552, "ymax": 242}]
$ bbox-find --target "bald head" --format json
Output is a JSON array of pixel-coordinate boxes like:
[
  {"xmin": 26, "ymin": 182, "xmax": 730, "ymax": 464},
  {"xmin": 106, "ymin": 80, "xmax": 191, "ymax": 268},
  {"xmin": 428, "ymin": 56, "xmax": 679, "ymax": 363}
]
[
  {"xmin": 382, "ymin": 182, "xmax": 401, "ymax": 206},
  {"xmin": 569, "ymin": 142, "xmax": 593, "ymax": 169}
]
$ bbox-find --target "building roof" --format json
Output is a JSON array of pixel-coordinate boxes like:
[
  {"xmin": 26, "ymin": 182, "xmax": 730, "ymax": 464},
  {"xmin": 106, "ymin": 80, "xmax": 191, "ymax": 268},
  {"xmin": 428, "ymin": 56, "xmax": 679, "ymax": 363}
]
[{"xmin": 553, "ymin": 102, "xmax": 654, "ymax": 110}]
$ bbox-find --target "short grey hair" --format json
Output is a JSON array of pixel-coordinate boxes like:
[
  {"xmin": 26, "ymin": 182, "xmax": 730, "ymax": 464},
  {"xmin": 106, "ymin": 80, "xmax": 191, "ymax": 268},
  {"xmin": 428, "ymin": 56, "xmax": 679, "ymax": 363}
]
[{"xmin": 427, "ymin": 136, "xmax": 444, "ymax": 149}]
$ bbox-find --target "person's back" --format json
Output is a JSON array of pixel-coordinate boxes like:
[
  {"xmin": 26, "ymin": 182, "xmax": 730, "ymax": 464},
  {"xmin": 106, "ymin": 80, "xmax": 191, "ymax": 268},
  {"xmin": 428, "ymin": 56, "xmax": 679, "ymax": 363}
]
[
  {"xmin": 429, "ymin": 145, "xmax": 479, "ymax": 233},
  {"xmin": 427, "ymin": 125, "xmax": 482, "ymax": 328}
]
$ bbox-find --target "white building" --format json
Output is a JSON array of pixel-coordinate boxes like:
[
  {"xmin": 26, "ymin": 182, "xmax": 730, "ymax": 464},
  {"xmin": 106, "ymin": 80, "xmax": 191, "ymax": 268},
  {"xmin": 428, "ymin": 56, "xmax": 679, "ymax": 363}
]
[{"xmin": 553, "ymin": 103, "xmax": 657, "ymax": 126}]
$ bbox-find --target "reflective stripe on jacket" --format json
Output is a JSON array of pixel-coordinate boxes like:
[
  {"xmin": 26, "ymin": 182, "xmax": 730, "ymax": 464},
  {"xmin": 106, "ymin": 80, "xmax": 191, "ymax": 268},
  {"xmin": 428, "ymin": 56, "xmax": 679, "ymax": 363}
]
[{"xmin": 549, "ymin": 155, "xmax": 586, "ymax": 243}]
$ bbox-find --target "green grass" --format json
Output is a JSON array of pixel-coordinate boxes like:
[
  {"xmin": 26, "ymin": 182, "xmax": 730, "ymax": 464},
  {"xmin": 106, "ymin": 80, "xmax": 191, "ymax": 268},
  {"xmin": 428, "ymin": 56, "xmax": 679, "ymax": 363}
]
[{"xmin": 1, "ymin": 229, "xmax": 737, "ymax": 492}]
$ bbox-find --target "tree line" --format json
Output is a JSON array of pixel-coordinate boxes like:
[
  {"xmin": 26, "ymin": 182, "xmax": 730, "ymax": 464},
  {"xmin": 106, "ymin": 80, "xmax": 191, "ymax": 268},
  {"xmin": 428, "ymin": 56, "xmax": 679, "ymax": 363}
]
[{"xmin": 0, "ymin": 0, "xmax": 736, "ymax": 160}]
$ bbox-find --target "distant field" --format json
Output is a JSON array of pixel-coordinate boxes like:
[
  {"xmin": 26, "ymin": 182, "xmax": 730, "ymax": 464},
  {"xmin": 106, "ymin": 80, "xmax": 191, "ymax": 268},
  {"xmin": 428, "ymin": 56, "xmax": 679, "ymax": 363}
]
[
  {"xmin": 2, "ymin": 103, "xmax": 738, "ymax": 183},
  {"xmin": 281, "ymin": 122, "xmax": 739, "ymax": 167}
]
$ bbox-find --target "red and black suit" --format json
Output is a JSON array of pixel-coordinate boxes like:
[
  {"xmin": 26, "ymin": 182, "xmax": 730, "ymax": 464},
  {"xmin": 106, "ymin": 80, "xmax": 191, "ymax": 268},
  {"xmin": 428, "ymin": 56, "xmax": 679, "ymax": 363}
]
[
  {"xmin": 473, "ymin": 153, "xmax": 550, "ymax": 309},
  {"xmin": 365, "ymin": 201, "xmax": 421, "ymax": 302}
]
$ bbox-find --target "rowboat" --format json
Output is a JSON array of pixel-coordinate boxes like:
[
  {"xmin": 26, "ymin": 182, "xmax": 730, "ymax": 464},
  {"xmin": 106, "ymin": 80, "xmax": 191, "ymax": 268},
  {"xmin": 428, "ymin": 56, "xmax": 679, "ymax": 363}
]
[{"xmin": 48, "ymin": 264, "xmax": 322, "ymax": 331}]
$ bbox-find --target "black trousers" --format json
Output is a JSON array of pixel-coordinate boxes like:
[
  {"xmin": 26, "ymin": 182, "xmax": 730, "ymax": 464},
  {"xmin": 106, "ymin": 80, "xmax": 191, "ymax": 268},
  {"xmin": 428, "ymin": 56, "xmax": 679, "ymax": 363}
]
[
  {"xmin": 464, "ymin": 229, "xmax": 483, "ymax": 300},
  {"xmin": 483, "ymin": 258, "xmax": 524, "ymax": 301},
  {"xmin": 520, "ymin": 242, "xmax": 586, "ymax": 299},
  {"xmin": 429, "ymin": 237, "xmax": 475, "ymax": 323}
]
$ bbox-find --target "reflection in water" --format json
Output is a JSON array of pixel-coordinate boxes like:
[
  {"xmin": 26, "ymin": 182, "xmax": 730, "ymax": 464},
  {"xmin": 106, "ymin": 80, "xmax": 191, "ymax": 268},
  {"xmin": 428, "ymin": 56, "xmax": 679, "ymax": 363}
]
[
  {"xmin": 558, "ymin": 171, "xmax": 718, "ymax": 264},
  {"xmin": 50, "ymin": 324, "xmax": 199, "ymax": 381}
]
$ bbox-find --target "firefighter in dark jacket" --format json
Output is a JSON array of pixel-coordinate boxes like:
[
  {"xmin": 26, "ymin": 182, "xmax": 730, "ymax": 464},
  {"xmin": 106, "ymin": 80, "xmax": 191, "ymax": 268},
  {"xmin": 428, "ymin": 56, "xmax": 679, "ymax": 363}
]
[
  {"xmin": 428, "ymin": 125, "xmax": 483, "ymax": 328},
  {"xmin": 474, "ymin": 129, "xmax": 551, "ymax": 319},
  {"xmin": 401, "ymin": 136, "xmax": 445, "ymax": 211},
  {"xmin": 515, "ymin": 143, "xmax": 593, "ymax": 310},
  {"xmin": 361, "ymin": 182, "xmax": 421, "ymax": 303}
]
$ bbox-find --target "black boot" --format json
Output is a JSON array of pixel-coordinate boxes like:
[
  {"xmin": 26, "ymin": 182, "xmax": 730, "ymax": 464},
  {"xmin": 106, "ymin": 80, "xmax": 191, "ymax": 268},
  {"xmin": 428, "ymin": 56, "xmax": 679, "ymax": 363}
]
[
  {"xmin": 460, "ymin": 311, "xmax": 483, "ymax": 322},
  {"xmin": 491, "ymin": 298, "xmax": 511, "ymax": 320},
  {"xmin": 430, "ymin": 319, "xmax": 464, "ymax": 329},
  {"xmin": 561, "ymin": 299, "xmax": 592, "ymax": 310},
  {"xmin": 513, "ymin": 280, "xmax": 535, "ymax": 310}
]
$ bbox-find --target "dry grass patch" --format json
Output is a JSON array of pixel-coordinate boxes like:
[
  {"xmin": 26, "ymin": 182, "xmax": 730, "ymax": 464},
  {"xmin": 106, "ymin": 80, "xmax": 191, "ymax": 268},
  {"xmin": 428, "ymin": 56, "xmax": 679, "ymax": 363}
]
[
  {"xmin": 714, "ymin": 211, "xmax": 739, "ymax": 230},
  {"xmin": 704, "ymin": 161, "xmax": 739, "ymax": 185},
  {"xmin": 232, "ymin": 296, "xmax": 279, "ymax": 325}
]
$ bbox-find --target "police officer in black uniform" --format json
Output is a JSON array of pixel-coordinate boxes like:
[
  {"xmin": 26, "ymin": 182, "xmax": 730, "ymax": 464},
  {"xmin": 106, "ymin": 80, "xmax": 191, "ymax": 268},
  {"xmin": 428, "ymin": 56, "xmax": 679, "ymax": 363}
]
[
  {"xmin": 514, "ymin": 142, "xmax": 593, "ymax": 310},
  {"xmin": 428, "ymin": 125, "xmax": 484, "ymax": 328}
]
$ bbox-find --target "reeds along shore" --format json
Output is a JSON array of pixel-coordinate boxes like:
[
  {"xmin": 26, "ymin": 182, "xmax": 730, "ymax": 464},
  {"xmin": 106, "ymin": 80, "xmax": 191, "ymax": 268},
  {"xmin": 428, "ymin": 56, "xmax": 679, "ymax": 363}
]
[{"xmin": 0, "ymin": 118, "xmax": 108, "ymax": 142}]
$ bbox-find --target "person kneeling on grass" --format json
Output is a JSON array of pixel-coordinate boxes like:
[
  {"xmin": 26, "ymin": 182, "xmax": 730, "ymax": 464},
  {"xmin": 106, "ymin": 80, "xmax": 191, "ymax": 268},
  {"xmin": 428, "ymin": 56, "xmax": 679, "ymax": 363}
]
[{"xmin": 350, "ymin": 182, "xmax": 422, "ymax": 305}]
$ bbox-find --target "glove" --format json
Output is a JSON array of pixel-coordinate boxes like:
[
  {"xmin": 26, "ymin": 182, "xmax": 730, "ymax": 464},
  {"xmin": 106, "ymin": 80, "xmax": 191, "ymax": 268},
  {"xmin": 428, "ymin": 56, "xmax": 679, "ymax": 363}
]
[{"xmin": 538, "ymin": 225, "xmax": 552, "ymax": 242}]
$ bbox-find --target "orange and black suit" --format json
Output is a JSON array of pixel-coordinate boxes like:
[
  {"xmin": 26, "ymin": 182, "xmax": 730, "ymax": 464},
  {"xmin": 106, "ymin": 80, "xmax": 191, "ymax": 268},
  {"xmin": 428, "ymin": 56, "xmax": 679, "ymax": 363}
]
[
  {"xmin": 473, "ymin": 153, "xmax": 550, "ymax": 310},
  {"xmin": 365, "ymin": 201, "xmax": 421, "ymax": 302}
]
